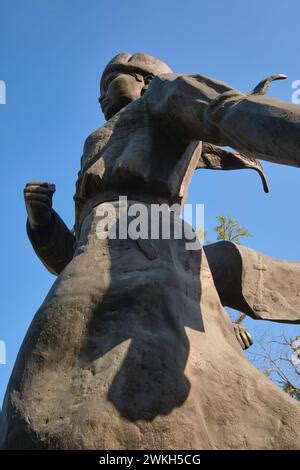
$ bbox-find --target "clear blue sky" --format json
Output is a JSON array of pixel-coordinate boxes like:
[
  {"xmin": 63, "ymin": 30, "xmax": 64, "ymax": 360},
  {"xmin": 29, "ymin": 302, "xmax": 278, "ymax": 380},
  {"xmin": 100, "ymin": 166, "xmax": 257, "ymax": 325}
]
[{"xmin": 1, "ymin": 0, "xmax": 300, "ymax": 404}]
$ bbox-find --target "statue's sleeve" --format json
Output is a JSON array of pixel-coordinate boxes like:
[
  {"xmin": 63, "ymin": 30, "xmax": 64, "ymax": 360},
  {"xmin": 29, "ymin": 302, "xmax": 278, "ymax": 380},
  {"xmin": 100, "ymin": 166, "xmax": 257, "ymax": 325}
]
[
  {"xmin": 26, "ymin": 210, "xmax": 76, "ymax": 275},
  {"xmin": 146, "ymin": 73, "xmax": 300, "ymax": 168},
  {"xmin": 208, "ymin": 93, "xmax": 300, "ymax": 167},
  {"xmin": 204, "ymin": 241, "xmax": 300, "ymax": 324}
]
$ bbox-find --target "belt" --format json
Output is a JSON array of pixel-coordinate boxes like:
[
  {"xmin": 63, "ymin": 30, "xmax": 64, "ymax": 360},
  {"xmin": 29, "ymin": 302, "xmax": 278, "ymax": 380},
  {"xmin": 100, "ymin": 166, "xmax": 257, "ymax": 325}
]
[{"xmin": 75, "ymin": 190, "xmax": 175, "ymax": 235}]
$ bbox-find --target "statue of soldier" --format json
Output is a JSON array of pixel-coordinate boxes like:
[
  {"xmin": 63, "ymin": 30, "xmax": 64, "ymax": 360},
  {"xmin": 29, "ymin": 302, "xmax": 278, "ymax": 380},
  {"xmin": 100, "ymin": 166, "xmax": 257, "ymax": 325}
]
[{"xmin": 1, "ymin": 53, "xmax": 300, "ymax": 449}]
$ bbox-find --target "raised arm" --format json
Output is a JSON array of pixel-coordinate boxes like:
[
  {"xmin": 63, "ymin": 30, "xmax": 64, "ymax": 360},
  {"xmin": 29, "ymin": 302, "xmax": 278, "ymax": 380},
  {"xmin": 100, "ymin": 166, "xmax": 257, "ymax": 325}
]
[
  {"xmin": 145, "ymin": 73, "xmax": 300, "ymax": 167},
  {"xmin": 204, "ymin": 241, "xmax": 300, "ymax": 324},
  {"xmin": 24, "ymin": 182, "xmax": 76, "ymax": 275}
]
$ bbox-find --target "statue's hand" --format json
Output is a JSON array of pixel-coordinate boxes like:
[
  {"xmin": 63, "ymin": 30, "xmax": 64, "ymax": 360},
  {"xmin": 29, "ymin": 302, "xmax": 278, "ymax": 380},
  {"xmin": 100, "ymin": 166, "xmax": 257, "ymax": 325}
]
[
  {"xmin": 24, "ymin": 182, "xmax": 56, "ymax": 229},
  {"xmin": 233, "ymin": 324, "xmax": 253, "ymax": 350}
]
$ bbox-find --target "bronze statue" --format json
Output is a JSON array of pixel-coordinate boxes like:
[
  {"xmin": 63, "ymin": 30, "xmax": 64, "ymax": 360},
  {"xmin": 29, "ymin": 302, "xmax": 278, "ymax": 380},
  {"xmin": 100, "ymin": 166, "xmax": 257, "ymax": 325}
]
[{"xmin": 1, "ymin": 53, "xmax": 300, "ymax": 449}]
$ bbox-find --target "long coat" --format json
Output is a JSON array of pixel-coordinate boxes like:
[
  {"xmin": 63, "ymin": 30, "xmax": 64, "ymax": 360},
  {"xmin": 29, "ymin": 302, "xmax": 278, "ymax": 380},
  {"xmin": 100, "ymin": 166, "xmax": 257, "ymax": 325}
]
[{"xmin": 2, "ymin": 74, "xmax": 300, "ymax": 449}]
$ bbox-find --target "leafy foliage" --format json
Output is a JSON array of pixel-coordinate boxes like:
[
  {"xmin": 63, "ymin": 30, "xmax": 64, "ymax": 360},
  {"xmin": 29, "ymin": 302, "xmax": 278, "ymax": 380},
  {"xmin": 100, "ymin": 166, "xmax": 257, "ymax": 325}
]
[{"xmin": 214, "ymin": 215, "xmax": 252, "ymax": 244}]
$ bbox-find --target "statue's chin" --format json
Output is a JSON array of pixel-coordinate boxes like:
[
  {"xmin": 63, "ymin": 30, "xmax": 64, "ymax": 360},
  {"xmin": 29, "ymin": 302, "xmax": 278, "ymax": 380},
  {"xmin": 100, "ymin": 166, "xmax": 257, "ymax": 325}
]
[
  {"xmin": 104, "ymin": 97, "xmax": 134, "ymax": 120},
  {"xmin": 104, "ymin": 106, "xmax": 119, "ymax": 120}
]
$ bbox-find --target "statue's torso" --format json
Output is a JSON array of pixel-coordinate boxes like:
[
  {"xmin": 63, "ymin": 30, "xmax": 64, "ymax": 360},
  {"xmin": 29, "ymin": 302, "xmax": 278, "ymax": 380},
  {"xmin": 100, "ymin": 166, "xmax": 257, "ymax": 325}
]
[{"xmin": 74, "ymin": 96, "xmax": 202, "ymax": 232}]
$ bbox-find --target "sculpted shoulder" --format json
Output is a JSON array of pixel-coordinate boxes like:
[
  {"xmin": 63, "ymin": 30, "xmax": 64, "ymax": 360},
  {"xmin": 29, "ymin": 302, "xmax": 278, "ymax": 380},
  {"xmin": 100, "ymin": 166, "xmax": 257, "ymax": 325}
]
[
  {"xmin": 80, "ymin": 99, "xmax": 152, "ymax": 174},
  {"xmin": 82, "ymin": 73, "xmax": 184, "ymax": 164},
  {"xmin": 143, "ymin": 73, "xmax": 207, "ymax": 127},
  {"xmin": 81, "ymin": 119, "xmax": 115, "ymax": 167}
]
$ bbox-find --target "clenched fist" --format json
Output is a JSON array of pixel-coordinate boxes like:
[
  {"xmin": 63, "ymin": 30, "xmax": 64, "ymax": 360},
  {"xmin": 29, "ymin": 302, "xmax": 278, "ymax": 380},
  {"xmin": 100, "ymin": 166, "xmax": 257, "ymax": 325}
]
[
  {"xmin": 24, "ymin": 182, "xmax": 56, "ymax": 229},
  {"xmin": 234, "ymin": 324, "xmax": 253, "ymax": 350}
]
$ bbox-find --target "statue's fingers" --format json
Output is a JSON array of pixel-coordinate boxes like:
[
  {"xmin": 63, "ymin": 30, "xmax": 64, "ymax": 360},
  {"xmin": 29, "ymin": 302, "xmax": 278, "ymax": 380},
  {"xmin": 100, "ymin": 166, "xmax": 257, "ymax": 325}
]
[
  {"xmin": 24, "ymin": 182, "xmax": 56, "ymax": 193},
  {"xmin": 24, "ymin": 186, "xmax": 54, "ymax": 196},
  {"xmin": 246, "ymin": 332, "xmax": 253, "ymax": 346},
  {"xmin": 24, "ymin": 193, "xmax": 51, "ymax": 205},
  {"xmin": 240, "ymin": 327, "xmax": 253, "ymax": 346},
  {"xmin": 26, "ymin": 200, "xmax": 50, "ymax": 212},
  {"xmin": 235, "ymin": 331, "xmax": 245, "ymax": 349},
  {"xmin": 240, "ymin": 330, "xmax": 251, "ymax": 349}
]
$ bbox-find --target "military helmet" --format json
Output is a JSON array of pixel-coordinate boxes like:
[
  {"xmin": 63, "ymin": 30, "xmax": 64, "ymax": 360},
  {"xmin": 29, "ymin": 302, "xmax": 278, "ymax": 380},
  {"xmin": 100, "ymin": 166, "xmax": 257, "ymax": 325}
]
[{"xmin": 100, "ymin": 52, "xmax": 172, "ymax": 95}]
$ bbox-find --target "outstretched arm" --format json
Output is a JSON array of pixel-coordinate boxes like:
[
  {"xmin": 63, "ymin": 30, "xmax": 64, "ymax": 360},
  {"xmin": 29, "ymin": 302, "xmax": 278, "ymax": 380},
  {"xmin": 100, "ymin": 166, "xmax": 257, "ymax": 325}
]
[
  {"xmin": 204, "ymin": 241, "xmax": 300, "ymax": 324},
  {"xmin": 24, "ymin": 182, "xmax": 76, "ymax": 275},
  {"xmin": 146, "ymin": 73, "xmax": 300, "ymax": 167}
]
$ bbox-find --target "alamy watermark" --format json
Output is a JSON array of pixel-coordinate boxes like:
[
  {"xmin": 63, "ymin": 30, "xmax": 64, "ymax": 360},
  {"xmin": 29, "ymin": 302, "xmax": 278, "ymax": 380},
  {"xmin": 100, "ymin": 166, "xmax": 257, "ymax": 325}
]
[
  {"xmin": 0, "ymin": 340, "xmax": 6, "ymax": 364},
  {"xmin": 291, "ymin": 80, "xmax": 300, "ymax": 104},
  {"xmin": 95, "ymin": 196, "xmax": 204, "ymax": 250},
  {"xmin": 0, "ymin": 80, "xmax": 6, "ymax": 104}
]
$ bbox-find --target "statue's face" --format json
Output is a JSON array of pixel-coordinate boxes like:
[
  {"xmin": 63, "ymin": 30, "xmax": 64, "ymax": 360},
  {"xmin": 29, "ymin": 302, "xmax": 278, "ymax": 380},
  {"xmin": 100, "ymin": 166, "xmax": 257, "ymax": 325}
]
[{"xmin": 99, "ymin": 72, "xmax": 144, "ymax": 120}]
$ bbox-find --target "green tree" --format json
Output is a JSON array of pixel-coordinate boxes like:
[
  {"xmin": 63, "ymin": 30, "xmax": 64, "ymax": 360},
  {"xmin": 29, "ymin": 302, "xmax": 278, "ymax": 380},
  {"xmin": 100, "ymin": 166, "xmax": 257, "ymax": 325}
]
[
  {"xmin": 213, "ymin": 215, "xmax": 251, "ymax": 324},
  {"xmin": 214, "ymin": 215, "xmax": 252, "ymax": 244}
]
